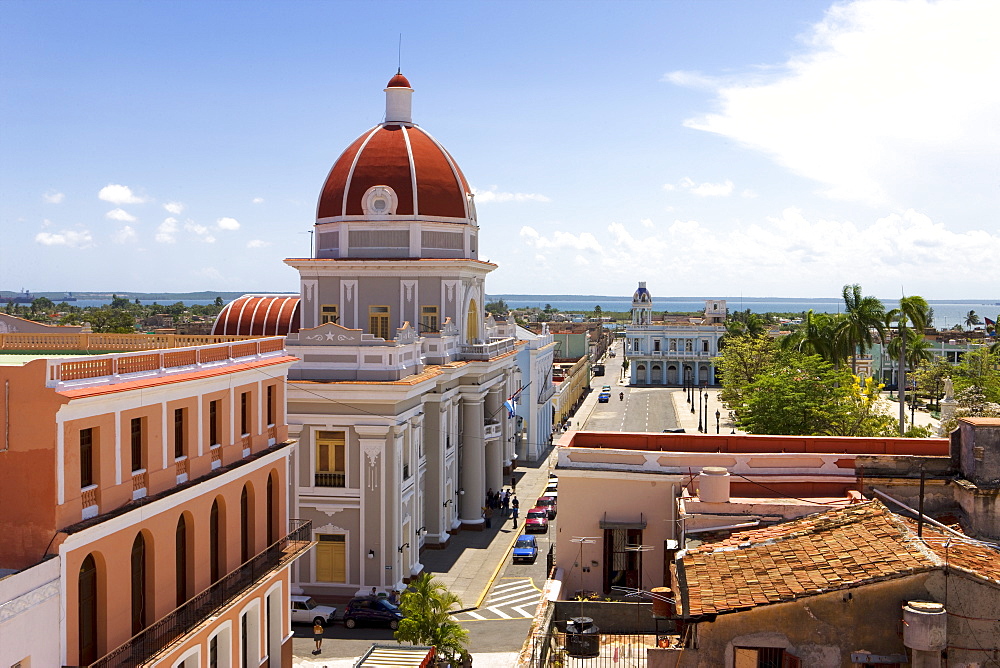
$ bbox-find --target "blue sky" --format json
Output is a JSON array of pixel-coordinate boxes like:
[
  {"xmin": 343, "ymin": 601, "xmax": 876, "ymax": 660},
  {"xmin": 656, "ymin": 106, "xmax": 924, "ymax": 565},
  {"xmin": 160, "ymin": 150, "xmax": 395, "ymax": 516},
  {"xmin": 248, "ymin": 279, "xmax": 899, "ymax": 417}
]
[{"xmin": 2, "ymin": 0, "xmax": 998, "ymax": 299}]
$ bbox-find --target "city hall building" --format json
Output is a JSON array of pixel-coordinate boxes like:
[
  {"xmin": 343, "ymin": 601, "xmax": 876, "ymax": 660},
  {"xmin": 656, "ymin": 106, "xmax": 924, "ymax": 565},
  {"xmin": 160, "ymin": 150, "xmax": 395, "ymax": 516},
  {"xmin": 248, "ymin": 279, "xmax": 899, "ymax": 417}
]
[{"xmin": 214, "ymin": 73, "xmax": 548, "ymax": 599}]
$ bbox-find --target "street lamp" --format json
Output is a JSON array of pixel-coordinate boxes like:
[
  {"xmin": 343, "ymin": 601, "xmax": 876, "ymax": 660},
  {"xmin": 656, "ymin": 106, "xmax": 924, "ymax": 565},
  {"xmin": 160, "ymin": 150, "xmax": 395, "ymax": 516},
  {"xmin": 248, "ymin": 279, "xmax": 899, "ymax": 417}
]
[
  {"xmin": 715, "ymin": 409, "xmax": 721, "ymax": 434},
  {"xmin": 697, "ymin": 387, "xmax": 704, "ymax": 432},
  {"xmin": 690, "ymin": 374, "xmax": 695, "ymax": 414},
  {"xmin": 703, "ymin": 391, "xmax": 709, "ymax": 433}
]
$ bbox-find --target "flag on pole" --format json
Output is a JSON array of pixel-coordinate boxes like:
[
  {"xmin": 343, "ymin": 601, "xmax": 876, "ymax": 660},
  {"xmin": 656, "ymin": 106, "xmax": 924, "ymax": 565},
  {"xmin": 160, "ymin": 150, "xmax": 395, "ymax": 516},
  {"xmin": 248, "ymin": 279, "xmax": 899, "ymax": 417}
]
[{"xmin": 504, "ymin": 383, "xmax": 529, "ymax": 418}]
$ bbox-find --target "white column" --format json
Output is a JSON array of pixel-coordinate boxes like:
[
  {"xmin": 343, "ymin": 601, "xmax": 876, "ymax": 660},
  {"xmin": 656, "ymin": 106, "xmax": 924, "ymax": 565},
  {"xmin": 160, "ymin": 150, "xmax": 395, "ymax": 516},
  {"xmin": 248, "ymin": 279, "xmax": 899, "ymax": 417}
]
[{"xmin": 459, "ymin": 395, "xmax": 485, "ymax": 525}]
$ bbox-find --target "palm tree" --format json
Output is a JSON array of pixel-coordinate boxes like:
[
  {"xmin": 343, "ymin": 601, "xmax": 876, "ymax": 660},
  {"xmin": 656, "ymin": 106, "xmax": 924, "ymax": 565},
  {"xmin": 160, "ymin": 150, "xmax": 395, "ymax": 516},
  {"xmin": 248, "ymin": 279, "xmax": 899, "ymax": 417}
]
[
  {"xmin": 886, "ymin": 295, "xmax": 930, "ymax": 435},
  {"xmin": 780, "ymin": 310, "xmax": 848, "ymax": 365},
  {"xmin": 395, "ymin": 573, "xmax": 469, "ymax": 663},
  {"xmin": 965, "ymin": 310, "xmax": 981, "ymax": 328},
  {"xmin": 837, "ymin": 284, "xmax": 886, "ymax": 375}
]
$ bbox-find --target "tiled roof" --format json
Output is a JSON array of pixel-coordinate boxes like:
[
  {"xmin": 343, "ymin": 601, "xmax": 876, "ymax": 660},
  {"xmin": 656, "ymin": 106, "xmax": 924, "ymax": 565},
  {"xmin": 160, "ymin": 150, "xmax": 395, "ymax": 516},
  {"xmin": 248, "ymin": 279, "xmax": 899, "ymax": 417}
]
[
  {"xmin": 680, "ymin": 501, "xmax": 940, "ymax": 616},
  {"xmin": 899, "ymin": 519, "xmax": 1000, "ymax": 586}
]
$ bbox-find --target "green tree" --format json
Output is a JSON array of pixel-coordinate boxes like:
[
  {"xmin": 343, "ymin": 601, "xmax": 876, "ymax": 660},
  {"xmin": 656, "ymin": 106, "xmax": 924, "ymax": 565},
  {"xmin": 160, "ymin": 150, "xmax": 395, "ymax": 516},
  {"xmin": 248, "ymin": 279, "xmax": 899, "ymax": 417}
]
[
  {"xmin": 30, "ymin": 296, "xmax": 56, "ymax": 314},
  {"xmin": 593, "ymin": 305, "xmax": 603, "ymax": 320},
  {"xmin": 837, "ymin": 284, "xmax": 885, "ymax": 375},
  {"xmin": 395, "ymin": 573, "xmax": 469, "ymax": 663},
  {"xmin": 965, "ymin": 310, "xmax": 980, "ymax": 328},
  {"xmin": 87, "ymin": 308, "xmax": 136, "ymax": 333},
  {"xmin": 779, "ymin": 310, "xmax": 847, "ymax": 364},
  {"xmin": 716, "ymin": 334, "xmax": 779, "ymax": 411},
  {"xmin": 110, "ymin": 293, "xmax": 132, "ymax": 309},
  {"xmin": 214, "ymin": 296, "xmax": 224, "ymax": 307},
  {"xmin": 913, "ymin": 357, "xmax": 953, "ymax": 410},
  {"xmin": 737, "ymin": 353, "xmax": 895, "ymax": 437},
  {"xmin": 485, "ymin": 298, "xmax": 509, "ymax": 316}
]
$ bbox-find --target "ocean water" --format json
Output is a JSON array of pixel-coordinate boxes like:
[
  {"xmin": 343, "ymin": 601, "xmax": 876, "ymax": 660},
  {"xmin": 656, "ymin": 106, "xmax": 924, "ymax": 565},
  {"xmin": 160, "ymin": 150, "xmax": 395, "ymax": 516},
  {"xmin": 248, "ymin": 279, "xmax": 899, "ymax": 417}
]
[{"xmin": 489, "ymin": 295, "xmax": 1000, "ymax": 331}]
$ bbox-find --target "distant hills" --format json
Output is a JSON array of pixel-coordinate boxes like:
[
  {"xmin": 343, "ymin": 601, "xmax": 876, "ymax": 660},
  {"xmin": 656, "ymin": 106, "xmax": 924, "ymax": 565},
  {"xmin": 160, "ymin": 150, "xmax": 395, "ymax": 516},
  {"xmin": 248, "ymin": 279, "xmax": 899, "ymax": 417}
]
[{"xmin": 0, "ymin": 290, "xmax": 272, "ymax": 301}]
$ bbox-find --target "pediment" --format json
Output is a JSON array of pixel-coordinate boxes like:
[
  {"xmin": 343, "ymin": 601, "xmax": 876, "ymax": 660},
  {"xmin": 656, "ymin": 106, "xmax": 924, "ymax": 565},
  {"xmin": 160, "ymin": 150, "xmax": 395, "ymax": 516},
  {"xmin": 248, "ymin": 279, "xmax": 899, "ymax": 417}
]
[{"xmin": 297, "ymin": 322, "xmax": 365, "ymax": 345}]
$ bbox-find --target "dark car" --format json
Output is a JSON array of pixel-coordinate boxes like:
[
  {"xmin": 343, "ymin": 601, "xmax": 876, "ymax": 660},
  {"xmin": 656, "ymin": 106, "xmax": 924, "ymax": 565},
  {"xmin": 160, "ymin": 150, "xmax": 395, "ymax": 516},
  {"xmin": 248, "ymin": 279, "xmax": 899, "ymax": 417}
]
[
  {"xmin": 525, "ymin": 507, "xmax": 549, "ymax": 533},
  {"xmin": 536, "ymin": 494, "xmax": 557, "ymax": 519},
  {"xmin": 513, "ymin": 534, "xmax": 538, "ymax": 563},
  {"xmin": 598, "ymin": 392, "xmax": 611, "ymax": 403},
  {"xmin": 342, "ymin": 596, "xmax": 404, "ymax": 630}
]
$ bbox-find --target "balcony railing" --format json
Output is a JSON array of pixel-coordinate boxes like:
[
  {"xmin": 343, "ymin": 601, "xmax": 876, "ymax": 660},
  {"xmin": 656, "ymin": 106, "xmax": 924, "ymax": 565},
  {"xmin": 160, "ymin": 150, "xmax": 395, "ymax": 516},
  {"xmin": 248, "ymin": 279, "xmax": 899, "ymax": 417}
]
[
  {"xmin": 90, "ymin": 519, "xmax": 313, "ymax": 668},
  {"xmin": 458, "ymin": 337, "xmax": 516, "ymax": 361},
  {"xmin": 314, "ymin": 472, "xmax": 346, "ymax": 487},
  {"xmin": 484, "ymin": 419, "xmax": 502, "ymax": 441},
  {"xmin": 537, "ymin": 384, "xmax": 556, "ymax": 405}
]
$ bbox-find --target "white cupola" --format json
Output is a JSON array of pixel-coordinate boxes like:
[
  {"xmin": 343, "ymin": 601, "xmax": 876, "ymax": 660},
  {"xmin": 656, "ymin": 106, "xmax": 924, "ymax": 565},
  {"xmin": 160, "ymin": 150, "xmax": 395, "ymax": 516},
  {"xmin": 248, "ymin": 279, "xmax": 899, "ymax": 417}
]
[
  {"xmin": 632, "ymin": 281, "xmax": 653, "ymax": 326},
  {"xmin": 384, "ymin": 71, "xmax": 413, "ymax": 125}
]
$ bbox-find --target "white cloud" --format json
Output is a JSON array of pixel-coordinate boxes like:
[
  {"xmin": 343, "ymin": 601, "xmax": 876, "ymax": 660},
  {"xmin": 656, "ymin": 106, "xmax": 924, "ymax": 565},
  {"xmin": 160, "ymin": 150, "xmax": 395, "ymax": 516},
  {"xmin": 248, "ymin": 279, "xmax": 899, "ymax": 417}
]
[
  {"xmin": 247, "ymin": 239, "xmax": 271, "ymax": 248},
  {"xmin": 43, "ymin": 191, "xmax": 65, "ymax": 204},
  {"xmin": 186, "ymin": 221, "xmax": 216, "ymax": 243},
  {"xmin": 640, "ymin": 218, "xmax": 654, "ymax": 228},
  {"xmin": 662, "ymin": 177, "xmax": 734, "ymax": 197},
  {"xmin": 98, "ymin": 184, "xmax": 145, "ymax": 205},
  {"xmin": 252, "ymin": 197, "xmax": 265, "ymax": 204},
  {"xmin": 112, "ymin": 225, "xmax": 137, "ymax": 244},
  {"xmin": 473, "ymin": 186, "xmax": 551, "ymax": 203},
  {"xmin": 156, "ymin": 217, "xmax": 179, "ymax": 243},
  {"xmin": 194, "ymin": 266, "xmax": 224, "ymax": 281},
  {"xmin": 35, "ymin": 228, "xmax": 94, "ymax": 248},
  {"xmin": 519, "ymin": 225, "xmax": 600, "ymax": 252},
  {"xmin": 216, "ymin": 217, "xmax": 240, "ymax": 231},
  {"xmin": 106, "ymin": 208, "xmax": 137, "ymax": 222},
  {"xmin": 521, "ymin": 208, "xmax": 1000, "ymax": 296},
  {"xmin": 163, "ymin": 201, "xmax": 185, "ymax": 215},
  {"xmin": 669, "ymin": 0, "xmax": 1000, "ymax": 206}
]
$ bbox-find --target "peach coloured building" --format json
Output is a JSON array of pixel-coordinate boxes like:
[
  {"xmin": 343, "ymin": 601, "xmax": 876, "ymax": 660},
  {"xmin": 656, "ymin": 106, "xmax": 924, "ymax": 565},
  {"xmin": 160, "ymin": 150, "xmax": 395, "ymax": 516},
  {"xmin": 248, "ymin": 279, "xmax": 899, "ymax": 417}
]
[
  {"xmin": 0, "ymin": 336, "xmax": 312, "ymax": 667},
  {"xmin": 554, "ymin": 431, "xmax": 949, "ymax": 597}
]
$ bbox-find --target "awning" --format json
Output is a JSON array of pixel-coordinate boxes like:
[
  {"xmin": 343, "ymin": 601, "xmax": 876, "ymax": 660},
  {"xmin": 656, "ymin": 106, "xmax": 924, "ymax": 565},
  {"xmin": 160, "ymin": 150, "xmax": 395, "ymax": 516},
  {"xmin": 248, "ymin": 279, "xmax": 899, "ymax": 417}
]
[{"xmin": 599, "ymin": 512, "xmax": 647, "ymax": 530}]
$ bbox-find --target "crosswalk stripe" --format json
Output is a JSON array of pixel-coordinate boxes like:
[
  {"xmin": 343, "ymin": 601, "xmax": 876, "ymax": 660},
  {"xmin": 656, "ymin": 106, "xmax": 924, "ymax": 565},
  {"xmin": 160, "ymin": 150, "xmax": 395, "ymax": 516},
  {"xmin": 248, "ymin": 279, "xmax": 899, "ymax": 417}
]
[
  {"xmin": 486, "ymin": 606, "xmax": 513, "ymax": 619},
  {"xmin": 485, "ymin": 588, "xmax": 537, "ymax": 604},
  {"xmin": 512, "ymin": 604, "xmax": 536, "ymax": 617},
  {"xmin": 461, "ymin": 610, "xmax": 487, "ymax": 620}
]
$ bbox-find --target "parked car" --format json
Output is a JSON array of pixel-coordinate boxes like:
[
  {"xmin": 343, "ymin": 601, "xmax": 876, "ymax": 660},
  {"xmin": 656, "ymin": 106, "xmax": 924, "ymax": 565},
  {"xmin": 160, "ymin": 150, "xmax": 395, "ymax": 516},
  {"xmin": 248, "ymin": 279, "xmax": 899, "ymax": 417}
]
[
  {"xmin": 536, "ymin": 494, "xmax": 558, "ymax": 519},
  {"xmin": 601, "ymin": 385, "xmax": 611, "ymax": 393},
  {"xmin": 290, "ymin": 595, "xmax": 337, "ymax": 627},
  {"xmin": 598, "ymin": 392, "xmax": 611, "ymax": 403},
  {"xmin": 342, "ymin": 596, "xmax": 404, "ymax": 630},
  {"xmin": 525, "ymin": 507, "xmax": 549, "ymax": 533},
  {"xmin": 513, "ymin": 534, "xmax": 538, "ymax": 563}
]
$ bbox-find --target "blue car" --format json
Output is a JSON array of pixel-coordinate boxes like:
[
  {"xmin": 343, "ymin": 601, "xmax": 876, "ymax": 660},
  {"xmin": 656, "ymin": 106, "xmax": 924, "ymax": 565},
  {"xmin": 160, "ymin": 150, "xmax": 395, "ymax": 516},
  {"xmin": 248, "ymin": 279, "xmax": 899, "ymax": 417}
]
[{"xmin": 513, "ymin": 534, "xmax": 538, "ymax": 563}]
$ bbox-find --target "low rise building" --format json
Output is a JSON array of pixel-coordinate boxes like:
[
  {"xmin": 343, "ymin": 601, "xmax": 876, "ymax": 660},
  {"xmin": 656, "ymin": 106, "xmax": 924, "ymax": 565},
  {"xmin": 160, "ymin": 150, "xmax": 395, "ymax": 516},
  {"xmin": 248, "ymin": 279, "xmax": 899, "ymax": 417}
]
[
  {"xmin": 625, "ymin": 283, "xmax": 725, "ymax": 386},
  {"xmin": 0, "ymin": 336, "xmax": 310, "ymax": 666}
]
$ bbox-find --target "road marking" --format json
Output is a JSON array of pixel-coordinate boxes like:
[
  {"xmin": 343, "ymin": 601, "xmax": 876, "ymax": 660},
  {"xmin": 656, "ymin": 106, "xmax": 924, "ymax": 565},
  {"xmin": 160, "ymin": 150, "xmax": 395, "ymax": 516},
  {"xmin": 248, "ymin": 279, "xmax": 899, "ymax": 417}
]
[{"xmin": 486, "ymin": 606, "xmax": 513, "ymax": 619}]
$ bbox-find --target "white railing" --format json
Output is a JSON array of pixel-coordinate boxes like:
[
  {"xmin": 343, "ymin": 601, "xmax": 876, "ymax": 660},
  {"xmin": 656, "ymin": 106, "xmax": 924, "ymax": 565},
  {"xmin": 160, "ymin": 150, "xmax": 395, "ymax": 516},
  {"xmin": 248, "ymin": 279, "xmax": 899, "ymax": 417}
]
[
  {"xmin": 484, "ymin": 420, "xmax": 502, "ymax": 440},
  {"xmin": 459, "ymin": 337, "xmax": 516, "ymax": 361},
  {"xmin": 46, "ymin": 337, "xmax": 287, "ymax": 389}
]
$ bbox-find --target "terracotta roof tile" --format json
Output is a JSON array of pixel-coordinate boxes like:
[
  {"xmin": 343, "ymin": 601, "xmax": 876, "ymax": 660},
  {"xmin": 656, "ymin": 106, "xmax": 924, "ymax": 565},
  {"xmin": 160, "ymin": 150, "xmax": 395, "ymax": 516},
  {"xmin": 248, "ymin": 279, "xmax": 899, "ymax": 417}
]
[{"xmin": 681, "ymin": 500, "xmax": 942, "ymax": 616}]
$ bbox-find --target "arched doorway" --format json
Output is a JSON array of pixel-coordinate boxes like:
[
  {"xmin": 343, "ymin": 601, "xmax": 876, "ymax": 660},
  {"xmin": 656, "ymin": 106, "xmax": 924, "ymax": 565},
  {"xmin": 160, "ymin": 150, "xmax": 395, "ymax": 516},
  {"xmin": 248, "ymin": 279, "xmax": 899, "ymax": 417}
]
[
  {"xmin": 79, "ymin": 554, "xmax": 99, "ymax": 665},
  {"xmin": 651, "ymin": 364, "xmax": 662, "ymax": 383},
  {"xmin": 636, "ymin": 364, "xmax": 647, "ymax": 384},
  {"xmin": 666, "ymin": 365, "xmax": 678, "ymax": 385},
  {"xmin": 466, "ymin": 298, "xmax": 479, "ymax": 341},
  {"xmin": 131, "ymin": 533, "xmax": 148, "ymax": 634}
]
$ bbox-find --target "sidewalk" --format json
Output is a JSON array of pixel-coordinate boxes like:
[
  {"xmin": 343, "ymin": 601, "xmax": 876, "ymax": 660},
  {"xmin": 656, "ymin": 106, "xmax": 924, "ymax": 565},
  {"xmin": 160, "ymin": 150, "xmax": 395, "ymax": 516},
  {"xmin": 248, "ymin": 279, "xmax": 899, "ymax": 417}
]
[{"xmin": 419, "ymin": 446, "xmax": 556, "ymax": 611}]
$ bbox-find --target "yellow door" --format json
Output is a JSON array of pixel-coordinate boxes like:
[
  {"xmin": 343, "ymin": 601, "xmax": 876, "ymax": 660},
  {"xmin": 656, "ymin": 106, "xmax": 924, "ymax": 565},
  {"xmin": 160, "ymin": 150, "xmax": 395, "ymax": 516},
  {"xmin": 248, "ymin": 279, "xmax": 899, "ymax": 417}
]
[{"xmin": 316, "ymin": 534, "xmax": 346, "ymax": 582}]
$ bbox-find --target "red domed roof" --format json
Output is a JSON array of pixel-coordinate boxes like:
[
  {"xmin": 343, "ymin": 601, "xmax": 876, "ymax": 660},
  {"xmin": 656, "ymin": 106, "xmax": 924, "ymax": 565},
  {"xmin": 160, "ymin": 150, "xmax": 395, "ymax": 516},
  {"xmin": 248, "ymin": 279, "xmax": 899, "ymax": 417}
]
[
  {"xmin": 387, "ymin": 72, "xmax": 411, "ymax": 88},
  {"xmin": 212, "ymin": 295, "xmax": 300, "ymax": 337},
  {"xmin": 317, "ymin": 124, "xmax": 472, "ymax": 220}
]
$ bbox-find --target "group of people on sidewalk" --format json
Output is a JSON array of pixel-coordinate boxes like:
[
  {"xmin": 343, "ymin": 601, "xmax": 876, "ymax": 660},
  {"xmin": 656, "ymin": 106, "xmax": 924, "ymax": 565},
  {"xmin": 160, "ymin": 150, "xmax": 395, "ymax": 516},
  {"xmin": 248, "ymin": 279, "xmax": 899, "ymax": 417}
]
[{"xmin": 481, "ymin": 487, "xmax": 519, "ymax": 528}]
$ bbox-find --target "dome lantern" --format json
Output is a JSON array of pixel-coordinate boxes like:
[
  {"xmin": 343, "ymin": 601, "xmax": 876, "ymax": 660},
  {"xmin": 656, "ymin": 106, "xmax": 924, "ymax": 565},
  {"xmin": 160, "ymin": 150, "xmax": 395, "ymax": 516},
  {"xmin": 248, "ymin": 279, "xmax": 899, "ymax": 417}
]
[{"xmin": 385, "ymin": 70, "xmax": 413, "ymax": 125}]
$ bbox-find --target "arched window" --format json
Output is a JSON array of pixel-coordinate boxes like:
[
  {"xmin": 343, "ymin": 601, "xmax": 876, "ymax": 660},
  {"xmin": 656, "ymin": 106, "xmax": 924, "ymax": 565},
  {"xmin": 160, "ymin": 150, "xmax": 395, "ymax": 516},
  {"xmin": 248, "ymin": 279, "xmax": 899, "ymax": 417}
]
[
  {"xmin": 131, "ymin": 533, "xmax": 147, "ymax": 634},
  {"xmin": 79, "ymin": 554, "xmax": 99, "ymax": 664},
  {"xmin": 466, "ymin": 298, "xmax": 479, "ymax": 342},
  {"xmin": 210, "ymin": 499, "xmax": 222, "ymax": 583},
  {"xmin": 266, "ymin": 473, "xmax": 275, "ymax": 546},
  {"xmin": 175, "ymin": 515, "xmax": 188, "ymax": 607},
  {"xmin": 241, "ymin": 485, "xmax": 252, "ymax": 563}
]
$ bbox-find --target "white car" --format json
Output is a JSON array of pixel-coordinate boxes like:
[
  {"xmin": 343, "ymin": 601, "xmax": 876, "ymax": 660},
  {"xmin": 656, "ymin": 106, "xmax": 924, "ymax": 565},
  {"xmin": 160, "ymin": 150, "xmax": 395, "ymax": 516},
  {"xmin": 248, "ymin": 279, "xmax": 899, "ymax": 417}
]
[{"xmin": 291, "ymin": 595, "xmax": 338, "ymax": 626}]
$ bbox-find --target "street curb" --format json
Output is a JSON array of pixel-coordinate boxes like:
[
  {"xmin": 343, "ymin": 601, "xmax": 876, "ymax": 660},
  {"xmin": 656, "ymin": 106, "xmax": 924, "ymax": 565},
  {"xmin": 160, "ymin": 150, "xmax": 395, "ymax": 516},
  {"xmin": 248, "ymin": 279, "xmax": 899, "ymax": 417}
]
[{"xmin": 472, "ymin": 523, "xmax": 527, "ymax": 610}]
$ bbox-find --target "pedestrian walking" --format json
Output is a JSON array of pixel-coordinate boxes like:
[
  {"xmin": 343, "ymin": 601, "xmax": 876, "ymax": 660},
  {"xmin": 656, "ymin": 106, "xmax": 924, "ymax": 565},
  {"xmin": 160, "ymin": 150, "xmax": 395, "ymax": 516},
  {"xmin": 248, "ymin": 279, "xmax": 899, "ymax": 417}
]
[
  {"xmin": 510, "ymin": 476, "xmax": 516, "ymax": 493},
  {"xmin": 501, "ymin": 490, "xmax": 510, "ymax": 515},
  {"xmin": 484, "ymin": 505, "xmax": 493, "ymax": 528},
  {"xmin": 511, "ymin": 495, "xmax": 519, "ymax": 526},
  {"xmin": 313, "ymin": 621, "xmax": 324, "ymax": 653}
]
